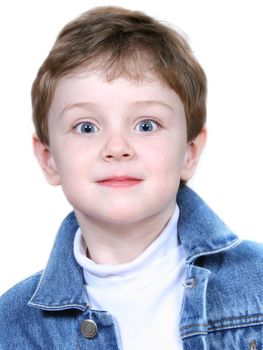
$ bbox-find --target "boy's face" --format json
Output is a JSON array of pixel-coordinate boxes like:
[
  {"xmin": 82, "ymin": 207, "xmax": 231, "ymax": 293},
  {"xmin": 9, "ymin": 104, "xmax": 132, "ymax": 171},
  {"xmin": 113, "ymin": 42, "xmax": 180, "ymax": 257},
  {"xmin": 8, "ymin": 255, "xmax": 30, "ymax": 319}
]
[{"xmin": 34, "ymin": 71, "xmax": 205, "ymax": 228}]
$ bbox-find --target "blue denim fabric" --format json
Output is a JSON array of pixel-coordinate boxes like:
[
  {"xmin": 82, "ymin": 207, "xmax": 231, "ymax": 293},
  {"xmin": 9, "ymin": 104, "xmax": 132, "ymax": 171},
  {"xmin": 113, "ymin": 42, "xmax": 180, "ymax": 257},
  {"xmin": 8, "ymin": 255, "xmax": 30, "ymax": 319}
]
[{"xmin": 0, "ymin": 186, "xmax": 263, "ymax": 349}]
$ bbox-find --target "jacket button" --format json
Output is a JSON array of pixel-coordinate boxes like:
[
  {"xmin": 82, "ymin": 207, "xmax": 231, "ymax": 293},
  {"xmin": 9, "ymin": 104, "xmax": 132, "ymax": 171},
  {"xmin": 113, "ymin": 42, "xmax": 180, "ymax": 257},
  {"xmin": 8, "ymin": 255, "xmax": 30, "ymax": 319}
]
[{"xmin": 80, "ymin": 319, "xmax": 98, "ymax": 338}]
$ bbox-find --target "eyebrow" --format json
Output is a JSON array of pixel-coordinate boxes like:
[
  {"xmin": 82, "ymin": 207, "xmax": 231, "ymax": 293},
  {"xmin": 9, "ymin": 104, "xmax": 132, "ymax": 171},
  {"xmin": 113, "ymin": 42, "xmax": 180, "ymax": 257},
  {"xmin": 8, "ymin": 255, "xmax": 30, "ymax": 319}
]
[
  {"xmin": 59, "ymin": 99, "xmax": 175, "ymax": 118},
  {"xmin": 59, "ymin": 102, "xmax": 96, "ymax": 119},
  {"xmin": 133, "ymin": 100, "xmax": 176, "ymax": 112}
]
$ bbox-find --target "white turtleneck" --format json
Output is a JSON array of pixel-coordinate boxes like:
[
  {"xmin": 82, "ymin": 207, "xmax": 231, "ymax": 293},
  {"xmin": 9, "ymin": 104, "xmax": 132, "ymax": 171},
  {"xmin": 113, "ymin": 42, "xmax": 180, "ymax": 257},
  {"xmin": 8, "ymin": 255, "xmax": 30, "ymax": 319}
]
[{"xmin": 74, "ymin": 206, "xmax": 186, "ymax": 350}]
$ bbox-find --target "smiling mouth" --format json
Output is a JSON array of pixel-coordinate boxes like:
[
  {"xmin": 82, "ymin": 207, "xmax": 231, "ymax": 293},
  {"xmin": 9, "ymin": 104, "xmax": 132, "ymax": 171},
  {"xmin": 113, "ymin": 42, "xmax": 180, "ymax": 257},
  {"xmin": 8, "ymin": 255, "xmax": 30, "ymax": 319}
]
[{"xmin": 97, "ymin": 177, "xmax": 143, "ymax": 188}]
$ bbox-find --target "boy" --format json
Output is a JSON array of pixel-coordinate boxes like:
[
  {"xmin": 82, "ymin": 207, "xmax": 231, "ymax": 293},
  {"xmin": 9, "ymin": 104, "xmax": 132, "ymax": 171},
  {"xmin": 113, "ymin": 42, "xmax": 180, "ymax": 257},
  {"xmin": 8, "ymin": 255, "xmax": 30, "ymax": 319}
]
[{"xmin": 0, "ymin": 6, "xmax": 262, "ymax": 350}]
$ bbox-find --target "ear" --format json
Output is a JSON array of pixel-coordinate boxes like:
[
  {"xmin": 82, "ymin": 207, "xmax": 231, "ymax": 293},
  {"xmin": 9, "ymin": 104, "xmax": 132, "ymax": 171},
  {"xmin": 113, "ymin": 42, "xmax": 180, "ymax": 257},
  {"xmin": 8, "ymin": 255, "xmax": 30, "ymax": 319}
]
[
  {"xmin": 32, "ymin": 133, "xmax": 61, "ymax": 186},
  {"xmin": 180, "ymin": 127, "xmax": 207, "ymax": 181}
]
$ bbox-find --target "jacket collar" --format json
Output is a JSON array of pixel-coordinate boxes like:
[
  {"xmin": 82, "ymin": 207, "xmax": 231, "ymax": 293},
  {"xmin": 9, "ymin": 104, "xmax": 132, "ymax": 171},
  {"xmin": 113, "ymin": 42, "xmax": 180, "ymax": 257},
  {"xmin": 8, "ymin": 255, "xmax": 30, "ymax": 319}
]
[
  {"xmin": 28, "ymin": 212, "xmax": 87, "ymax": 311},
  {"xmin": 28, "ymin": 186, "xmax": 239, "ymax": 311},
  {"xmin": 176, "ymin": 186, "xmax": 240, "ymax": 263}
]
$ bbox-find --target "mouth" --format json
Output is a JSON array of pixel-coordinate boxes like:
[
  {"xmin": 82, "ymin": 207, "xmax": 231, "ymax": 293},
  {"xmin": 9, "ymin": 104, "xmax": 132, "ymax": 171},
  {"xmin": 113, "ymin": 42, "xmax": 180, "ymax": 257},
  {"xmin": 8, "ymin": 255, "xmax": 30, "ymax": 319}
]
[{"xmin": 96, "ymin": 176, "xmax": 143, "ymax": 188}]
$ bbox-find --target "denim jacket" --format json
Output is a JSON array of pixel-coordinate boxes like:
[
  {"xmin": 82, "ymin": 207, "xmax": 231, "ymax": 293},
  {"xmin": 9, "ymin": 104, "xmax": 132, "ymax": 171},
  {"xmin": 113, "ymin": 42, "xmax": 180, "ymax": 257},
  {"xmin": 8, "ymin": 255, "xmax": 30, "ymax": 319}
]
[{"xmin": 0, "ymin": 186, "xmax": 263, "ymax": 350}]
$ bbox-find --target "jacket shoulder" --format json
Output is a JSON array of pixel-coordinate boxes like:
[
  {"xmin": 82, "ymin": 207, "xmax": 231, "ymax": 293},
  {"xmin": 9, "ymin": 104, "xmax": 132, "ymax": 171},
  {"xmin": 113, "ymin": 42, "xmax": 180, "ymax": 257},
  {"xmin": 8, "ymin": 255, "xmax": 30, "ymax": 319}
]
[
  {"xmin": 199, "ymin": 239, "xmax": 263, "ymax": 321},
  {"xmin": 198, "ymin": 239, "xmax": 263, "ymax": 270},
  {"xmin": 0, "ymin": 272, "xmax": 42, "ymax": 322},
  {"xmin": 225, "ymin": 239, "xmax": 263, "ymax": 265}
]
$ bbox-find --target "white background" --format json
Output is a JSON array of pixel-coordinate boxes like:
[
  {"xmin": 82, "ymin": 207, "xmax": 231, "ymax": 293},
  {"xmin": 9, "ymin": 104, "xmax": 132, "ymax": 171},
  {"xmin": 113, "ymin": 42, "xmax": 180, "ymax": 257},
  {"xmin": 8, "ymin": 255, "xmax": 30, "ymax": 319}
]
[{"xmin": 0, "ymin": 0, "xmax": 262, "ymax": 295}]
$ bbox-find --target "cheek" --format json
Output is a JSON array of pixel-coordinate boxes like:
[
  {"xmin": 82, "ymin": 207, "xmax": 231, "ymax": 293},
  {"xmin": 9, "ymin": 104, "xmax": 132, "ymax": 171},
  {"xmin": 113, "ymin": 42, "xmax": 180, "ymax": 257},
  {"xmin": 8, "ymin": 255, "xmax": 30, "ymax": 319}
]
[
  {"xmin": 56, "ymin": 139, "xmax": 97, "ymax": 163},
  {"xmin": 142, "ymin": 139, "xmax": 186, "ymax": 175},
  {"xmin": 52, "ymin": 142, "xmax": 95, "ymax": 183}
]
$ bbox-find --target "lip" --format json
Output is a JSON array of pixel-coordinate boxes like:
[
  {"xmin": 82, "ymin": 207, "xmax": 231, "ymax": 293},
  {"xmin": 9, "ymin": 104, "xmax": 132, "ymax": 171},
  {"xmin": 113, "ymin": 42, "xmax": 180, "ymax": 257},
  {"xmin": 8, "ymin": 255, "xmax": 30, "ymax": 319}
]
[{"xmin": 96, "ymin": 176, "xmax": 143, "ymax": 188}]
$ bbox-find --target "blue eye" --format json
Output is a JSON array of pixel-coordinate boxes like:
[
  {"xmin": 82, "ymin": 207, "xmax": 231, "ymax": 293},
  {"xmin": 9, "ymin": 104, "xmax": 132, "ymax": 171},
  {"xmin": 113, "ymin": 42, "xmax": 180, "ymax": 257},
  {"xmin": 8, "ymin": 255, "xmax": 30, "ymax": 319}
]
[
  {"xmin": 135, "ymin": 119, "xmax": 159, "ymax": 132},
  {"xmin": 74, "ymin": 122, "xmax": 99, "ymax": 134}
]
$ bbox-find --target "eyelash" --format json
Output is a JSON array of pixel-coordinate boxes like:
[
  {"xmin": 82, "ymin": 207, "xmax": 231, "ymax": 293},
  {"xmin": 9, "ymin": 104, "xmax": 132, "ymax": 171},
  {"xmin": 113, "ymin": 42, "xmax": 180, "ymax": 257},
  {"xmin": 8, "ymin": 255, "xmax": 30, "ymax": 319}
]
[
  {"xmin": 73, "ymin": 118, "xmax": 161, "ymax": 134},
  {"xmin": 134, "ymin": 119, "xmax": 161, "ymax": 133},
  {"xmin": 73, "ymin": 121, "xmax": 99, "ymax": 134}
]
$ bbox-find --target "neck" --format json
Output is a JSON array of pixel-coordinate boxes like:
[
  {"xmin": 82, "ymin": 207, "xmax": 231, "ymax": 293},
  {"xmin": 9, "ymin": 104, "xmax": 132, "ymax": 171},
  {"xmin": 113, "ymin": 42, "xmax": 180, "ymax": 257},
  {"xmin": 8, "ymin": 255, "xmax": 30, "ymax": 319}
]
[{"xmin": 74, "ymin": 207, "xmax": 176, "ymax": 264}]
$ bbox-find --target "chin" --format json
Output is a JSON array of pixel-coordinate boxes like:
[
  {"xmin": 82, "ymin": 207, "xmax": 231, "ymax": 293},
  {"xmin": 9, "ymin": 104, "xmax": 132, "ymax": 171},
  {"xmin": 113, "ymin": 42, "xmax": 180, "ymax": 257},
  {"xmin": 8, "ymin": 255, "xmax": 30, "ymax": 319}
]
[{"xmin": 104, "ymin": 211, "xmax": 142, "ymax": 225}]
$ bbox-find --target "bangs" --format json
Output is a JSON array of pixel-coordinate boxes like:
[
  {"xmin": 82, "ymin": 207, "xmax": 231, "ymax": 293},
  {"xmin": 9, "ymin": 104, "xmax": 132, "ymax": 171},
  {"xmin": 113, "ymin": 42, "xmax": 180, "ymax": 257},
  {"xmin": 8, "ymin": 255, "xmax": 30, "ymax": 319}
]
[{"xmin": 58, "ymin": 39, "xmax": 165, "ymax": 85}]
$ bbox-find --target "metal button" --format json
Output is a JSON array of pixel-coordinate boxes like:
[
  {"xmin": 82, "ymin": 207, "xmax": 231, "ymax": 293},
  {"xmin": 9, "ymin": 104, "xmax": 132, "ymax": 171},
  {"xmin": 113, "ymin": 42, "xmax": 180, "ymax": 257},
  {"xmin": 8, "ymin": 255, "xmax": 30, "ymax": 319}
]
[
  {"xmin": 182, "ymin": 278, "xmax": 197, "ymax": 288},
  {"xmin": 80, "ymin": 319, "xmax": 98, "ymax": 338}
]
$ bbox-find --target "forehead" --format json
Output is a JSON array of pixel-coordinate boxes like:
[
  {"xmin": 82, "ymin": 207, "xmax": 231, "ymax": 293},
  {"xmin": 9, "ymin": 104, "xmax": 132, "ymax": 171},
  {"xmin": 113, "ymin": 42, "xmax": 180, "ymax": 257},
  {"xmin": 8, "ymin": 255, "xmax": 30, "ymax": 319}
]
[{"xmin": 50, "ymin": 70, "xmax": 185, "ymax": 117}]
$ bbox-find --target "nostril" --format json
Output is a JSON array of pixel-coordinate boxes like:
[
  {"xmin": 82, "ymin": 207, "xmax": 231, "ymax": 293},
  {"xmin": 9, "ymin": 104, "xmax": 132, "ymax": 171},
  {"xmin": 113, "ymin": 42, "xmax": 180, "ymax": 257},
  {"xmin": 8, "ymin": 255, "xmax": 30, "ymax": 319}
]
[
  {"xmin": 101, "ymin": 145, "xmax": 134, "ymax": 161},
  {"xmin": 105, "ymin": 153, "xmax": 130, "ymax": 159}
]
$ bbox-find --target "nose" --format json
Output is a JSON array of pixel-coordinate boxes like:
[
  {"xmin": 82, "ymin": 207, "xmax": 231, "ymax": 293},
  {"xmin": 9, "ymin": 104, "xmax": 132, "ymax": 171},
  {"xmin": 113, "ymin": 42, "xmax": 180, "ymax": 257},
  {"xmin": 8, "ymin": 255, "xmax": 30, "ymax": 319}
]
[{"xmin": 100, "ymin": 132, "xmax": 135, "ymax": 161}]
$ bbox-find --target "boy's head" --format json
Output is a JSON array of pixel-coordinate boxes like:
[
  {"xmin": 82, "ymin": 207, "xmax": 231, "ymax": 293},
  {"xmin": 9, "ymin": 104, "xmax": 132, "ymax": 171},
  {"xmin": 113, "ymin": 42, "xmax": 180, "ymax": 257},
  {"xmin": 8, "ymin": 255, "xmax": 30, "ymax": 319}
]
[
  {"xmin": 32, "ymin": 6, "xmax": 207, "ymax": 146},
  {"xmin": 32, "ymin": 6, "xmax": 207, "ymax": 226}
]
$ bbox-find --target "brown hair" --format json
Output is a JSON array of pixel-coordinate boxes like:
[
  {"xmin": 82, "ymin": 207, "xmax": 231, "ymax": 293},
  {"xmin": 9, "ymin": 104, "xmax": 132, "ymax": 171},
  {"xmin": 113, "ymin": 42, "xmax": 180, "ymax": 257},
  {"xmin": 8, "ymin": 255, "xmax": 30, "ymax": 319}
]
[{"xmin": 32, "ymin": 6, "xmax": 207, "ymax": 145}]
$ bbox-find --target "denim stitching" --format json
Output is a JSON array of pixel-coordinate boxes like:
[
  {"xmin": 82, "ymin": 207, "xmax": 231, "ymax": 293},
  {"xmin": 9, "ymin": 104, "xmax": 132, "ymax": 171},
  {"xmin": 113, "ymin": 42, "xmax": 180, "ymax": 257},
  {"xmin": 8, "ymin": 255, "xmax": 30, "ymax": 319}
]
[
  {"xmin": 181, "ymin": 323, "xmax": 207, "ymax": 330},
  {"xmin": 180, "ymin": 313, "xmax": 263, "ymax": 331},
  {"xmin": 27, "ymin": 267, "xmax": 48, "ymax": 303},
  {"xmin": 207, "ymin": 314, "xmax": 263, "ymax": 325},
  {"xmin": 181, "ymin": 320, "xmax": 263, "ymax": 338},
  {"xmin": 28, "ymin": 301, "xmax": 87, "ymax": 311},
  {"xmin": 208, "ymin": 320, "xmax": 263, "ymax": 332},
  {"xmin": 181, "ymin": 331, "xmax": 207, "ymax": 338},
  {"xmin": 187, "ymin": 238, "xmax": 242, "ymax": 263},
  {"xmin": 181, "ymin": 321, "xmax": 263, "ymax": 338}
]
